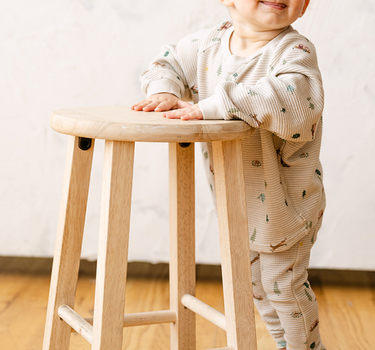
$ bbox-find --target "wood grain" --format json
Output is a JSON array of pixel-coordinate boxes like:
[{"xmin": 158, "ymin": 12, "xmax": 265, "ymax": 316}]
[
  {"xmin": 1, "ymin": 274, "xmax": 375, "ymax": 349},
  {"xmin": 42, "ymin": 136, "xmax": 94, "ymax": 350},
  {"xmin": 92, "ymin": 141, "xmax": 135, "ymax": 350},
  {"xmin": 169, "ymin": 142, "xmax": 196, "ymax": 350},
  {"xmin": 50, "ymin": 106, "xmax": 253, "ymax": 143},
  {"xmin": 212, "ymin": 140, "xmax": 257, "ymax": 350}
]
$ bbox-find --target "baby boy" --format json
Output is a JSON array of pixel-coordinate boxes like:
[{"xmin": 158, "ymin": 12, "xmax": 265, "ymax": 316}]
[{"xmin": 132, "ymin": 1, "xmax": 326, "ymax": 349}]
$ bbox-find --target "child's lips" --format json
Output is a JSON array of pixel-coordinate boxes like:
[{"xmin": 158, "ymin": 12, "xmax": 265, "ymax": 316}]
[{"xmin": 260, "ymin": 1, "xmax": 287, "ymax": 10}]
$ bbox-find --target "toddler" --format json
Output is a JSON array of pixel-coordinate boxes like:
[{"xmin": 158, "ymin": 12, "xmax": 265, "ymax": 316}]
[{"xmin": 132, "ymin": 0, "xmax": 326, "ymax": 349}]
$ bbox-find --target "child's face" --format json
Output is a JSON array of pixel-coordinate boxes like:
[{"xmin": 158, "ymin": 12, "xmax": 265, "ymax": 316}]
[{"xmin": 222, "ymin": 0, "xmax": 310, "ymax": 31}]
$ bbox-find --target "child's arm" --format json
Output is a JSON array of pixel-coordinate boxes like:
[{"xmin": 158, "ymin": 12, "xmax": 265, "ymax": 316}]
[
  {"xmin": 199, "ymin": 38, "xmax": 324, "ymax": 142},
  {"xmin": 132, "ymin": 30, "xmax": 204, "ymax": 114}
]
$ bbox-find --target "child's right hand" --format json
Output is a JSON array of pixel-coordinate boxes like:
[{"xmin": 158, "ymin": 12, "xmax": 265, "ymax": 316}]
[{"xmin": 131, "ymin": 93, "xmax": 191, "ymax": 112}]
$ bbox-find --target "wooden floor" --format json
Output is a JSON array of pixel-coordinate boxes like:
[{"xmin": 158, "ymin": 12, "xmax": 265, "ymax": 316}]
[{"xmin": 0, "ymin": 273, "xmax": 375, "ymax": 350}]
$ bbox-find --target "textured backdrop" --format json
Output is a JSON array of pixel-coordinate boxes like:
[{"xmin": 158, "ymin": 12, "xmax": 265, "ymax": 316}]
[{"xmin": 1, "ymin": 0, "xmax": 374, "ymax": 270}]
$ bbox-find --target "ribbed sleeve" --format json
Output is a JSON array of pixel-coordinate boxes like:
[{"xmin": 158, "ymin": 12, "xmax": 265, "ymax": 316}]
[{"xmin": 200, "ymin": 35, "xmax": 324, "ymax": 142}]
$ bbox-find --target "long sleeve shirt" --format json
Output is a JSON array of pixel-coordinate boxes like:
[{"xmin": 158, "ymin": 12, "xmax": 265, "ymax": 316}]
[{"xmin": 140, "ymin": 21, "xmax": 326, "ymax": 253}]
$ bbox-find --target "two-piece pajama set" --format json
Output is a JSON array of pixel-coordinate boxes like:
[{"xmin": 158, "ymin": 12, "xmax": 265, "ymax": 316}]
[{"xmin": 140, "ymin": 21, "xmax": 326, "ymax": 350}]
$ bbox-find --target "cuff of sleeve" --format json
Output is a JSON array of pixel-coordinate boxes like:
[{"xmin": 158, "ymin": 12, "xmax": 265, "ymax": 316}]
[
  {"xmin": 146, "ymin": 80, "xmax": 182, "ymax": 99},
  {"xmin": 199, "ymin": 95, "xmax": 225, "ymax": 120}
]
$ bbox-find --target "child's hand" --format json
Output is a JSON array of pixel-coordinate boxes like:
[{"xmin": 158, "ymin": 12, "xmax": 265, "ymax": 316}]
[
  {"xmin": 131, "ymin": 93, "xmax": 191, "ymax": 112},
  {"xmin": 163, "ymin": 103, "xmax": 203, "ymax": 121}
]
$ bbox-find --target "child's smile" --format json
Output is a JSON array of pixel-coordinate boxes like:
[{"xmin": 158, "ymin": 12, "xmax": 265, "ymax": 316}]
[{"xmin": 259, "ymin": 1, "xmax": 287, "ymax": 10}]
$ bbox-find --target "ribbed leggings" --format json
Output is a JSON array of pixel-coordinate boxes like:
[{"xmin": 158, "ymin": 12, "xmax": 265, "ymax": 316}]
[{"xmin": 250, "ymin": 228, "xmax": 326, "ymax": 350}]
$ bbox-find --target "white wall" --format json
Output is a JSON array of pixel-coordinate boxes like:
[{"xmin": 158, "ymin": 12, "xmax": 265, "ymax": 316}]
[{"xmin": 1, "ymin": 0, "xmax": 374, "ymax": 270}]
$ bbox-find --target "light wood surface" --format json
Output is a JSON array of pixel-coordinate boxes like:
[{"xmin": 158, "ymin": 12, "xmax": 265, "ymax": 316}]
[
  {"xmin": 169, "ymin": 142, "xmax": 196, "ymax": 350},
  {"xmin": 78, "ymin": 310, "xmax": 176, "ymax": 329},
  {"xmin": 1, "ymin": 274, "xmax": 374, "ymax": 350},
  {"xmin": 42, "ymin": 136, "xmax": 94, "ymax": 350},
  {"xmin": 92, "ymin": 141, "xmax": 135, "ymax": 350},
  {"xmin": 181, "ymin": 294, "xmax": 226, "ymax": 331},
  {"xmin": 59, "ymin": 305, "xmax": 93, "ymax": 344},
  {"xmin": 212, "ymin": 140, "xmax": 257, "ymax": 350},
  {"xmin": 50, "ymin": 106, "xmax": 253, "ymax": 143}
]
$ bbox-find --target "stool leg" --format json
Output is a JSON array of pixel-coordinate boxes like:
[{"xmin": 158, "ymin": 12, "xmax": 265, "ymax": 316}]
[
  {"xmin": 212, "ymin": 140, "xmax": 257, "ymax": 350},
  {"xmin": 43, "ymin": 136, "xmax": 94, "ymax": 350},
  {"xmin": 169, "ymin": 142, "xmax": 196, "ymax": 350},
  {"xmin": 91, "ymin": 141, "xmax": 135, "ymax": 350}
]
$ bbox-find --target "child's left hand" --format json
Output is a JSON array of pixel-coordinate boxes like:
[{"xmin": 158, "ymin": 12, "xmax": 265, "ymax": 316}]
[{"xmin": 163, "ymin": 103, "xmax": 203, "ymax": 121}]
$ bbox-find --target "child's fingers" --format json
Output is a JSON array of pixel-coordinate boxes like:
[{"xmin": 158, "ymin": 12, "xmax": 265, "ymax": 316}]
[
  {"xmin": 154, "ymin": 101, "xmax": 175, "ymax": 112},
  {"xmin": 132, "ymin": 101, "xmax": 150, "ymax": 111},
  {"xmin": 142, "ymin": 101, "xmax": 161, "ymax": 112},
  {"xmin": 131, "ymin": 101, "xmax": 147, "ymax": 110},
  {"xmin": 181, "ymin": 112, "xmax": 203, "ymax": 120},
  {"xmin": 163, "ymin": 108, "xmax": 203, "ymax": 120}
]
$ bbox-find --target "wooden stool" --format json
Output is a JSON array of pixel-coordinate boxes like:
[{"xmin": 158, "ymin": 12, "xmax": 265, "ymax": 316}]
[{"xmin": 43, "ymin": 106, "xmax": 257, "ymax": 350}]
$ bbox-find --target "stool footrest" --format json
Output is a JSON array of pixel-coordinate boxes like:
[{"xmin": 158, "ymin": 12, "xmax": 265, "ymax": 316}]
[
  {"xmin": 70, "ymin": 310, "xmax": 177, "ymax": 333},
  {"xmin": 181, "ymin": 294, "xmax": 226, "ymax": 331},
  {"xmin": 58, "ymin": 305, "xmax": 93, "ymax": 344}
]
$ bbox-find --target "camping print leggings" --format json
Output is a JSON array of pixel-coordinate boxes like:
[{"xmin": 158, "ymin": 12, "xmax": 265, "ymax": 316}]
[{"xmin": 250, "ymin": 227, "xmax": 326, "ymax": 350}]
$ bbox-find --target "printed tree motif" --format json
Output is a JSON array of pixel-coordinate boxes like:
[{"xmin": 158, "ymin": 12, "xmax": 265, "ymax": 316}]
[
  {"xmin": 305, "ymin": 220, "xmax": 313, "ymax": 229},
  {"xmin": 164, "ymin": 51, "xmax": 170, "ymax": 57},
  {"xmin": 212, "ymin": 38, "xmax": 221, "ymax": 43},
  {"xmin": 287, "ymin": 85, "xmax": 295, "ymax": 93},
  {"xmin": 248, "ymin": 89, "xmax": 257, "ymax": 96},
  {"xmin": 264, "ymin": 181, "xmax": 268, "ymax": 189},
  {"xmin": 310, "ymin": 342, "xmax": 316, "ymax": 349},
  {"xmin": 266, "ymin": 214, "xmax": 269, "ymax": 223},
  {"xmin": 311, "ymin": 231, "xmax": 315, "ymax": 244},
  {"xmin": 250, "ymin": 228, "xmax": 256, "ymax": 243},
  {"xmin": 307, "ymin": 97, "xmax": 315, "ymax": 110},
  {"xmin": 217, "ymin": 64, "xmax": 222, "ymax": 76},
  {"xmin": 292, "ymin": 133, "xmax": 301, "ymax": 139},
  {"xmin": 228, "ymin": 107, "xmax": 240, "ymax": 114},
  {"xmin": 302, "ymin": 190, "xmax": 306, "ymax": 198},
  {"xmin": 281, "ymin": 108, "xmax": 286, "ymax": 113},
  {"xmin": 282, "ymin": 59, "xmax": 287, "ymax": 65},
  {"xmin": 257, "ymin": 193, "xmax": 265, "ymax": 202},
  {"xmin": 285, "ymin": 199, "xmax": 288, "ymax": 206},
  {"xmin": 291, "ymin": 311, "xmax": 303, "ymax": 318},
  {"xmin": 304, "ymin": 282, "xmax": 310, "ymax": 288},
  {"xmin": 210, "ymin": 184, "xmax": 213, "ymax": 192},
  {"xmin": 278, "ymin": 341, "xmax": 287, "ymax": 348},
  {"xmin": 203, "ymin": 151, "xmax": 208, "ymax": 160},
  {"xmin": 274, "ymin": 282, "xmax": 281, "ymax": 296},
  {"xmin": 305, "ymin": 289, "xmax": 313, "ymax": 301}
]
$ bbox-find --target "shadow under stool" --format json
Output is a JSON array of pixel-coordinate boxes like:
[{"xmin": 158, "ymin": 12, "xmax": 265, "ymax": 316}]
[{"xmin": 43, "ymin": 106, "xmax": 257, "ymax": 350}]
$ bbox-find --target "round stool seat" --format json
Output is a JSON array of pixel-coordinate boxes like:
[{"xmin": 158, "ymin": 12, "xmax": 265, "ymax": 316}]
[{"xmin": 50, "ymin": 106, "xmax": 253, "ymax": 143}]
